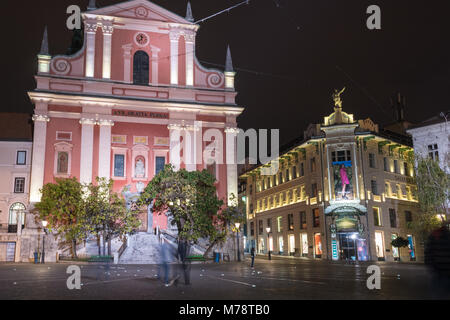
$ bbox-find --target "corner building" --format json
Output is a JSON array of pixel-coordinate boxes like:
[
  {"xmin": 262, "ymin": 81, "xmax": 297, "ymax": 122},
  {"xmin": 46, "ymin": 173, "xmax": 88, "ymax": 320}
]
[
  {"xmin": 242, "ymin": 103, "xmax": 422, "ymax": 262},
  {"xmin": 28, "ymin": 0, "xmax": 243, "ymax": 233}
]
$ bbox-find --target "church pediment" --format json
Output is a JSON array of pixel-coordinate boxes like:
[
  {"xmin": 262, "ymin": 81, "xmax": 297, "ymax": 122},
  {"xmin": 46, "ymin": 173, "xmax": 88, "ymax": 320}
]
[{"xmin": 85, "ymin": 0, "xmax": 192, "ymax": 24}]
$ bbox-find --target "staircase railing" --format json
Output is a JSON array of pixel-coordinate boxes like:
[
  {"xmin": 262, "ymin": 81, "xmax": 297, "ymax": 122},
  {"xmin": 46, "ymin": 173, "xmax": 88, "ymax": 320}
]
[
  {"xmin": 114, "ymin": 236, "xmax": 128, "ymax": 264},
  {"xmin": 160, "ymin": 229, "xmax": 209, "ymax": 255}
]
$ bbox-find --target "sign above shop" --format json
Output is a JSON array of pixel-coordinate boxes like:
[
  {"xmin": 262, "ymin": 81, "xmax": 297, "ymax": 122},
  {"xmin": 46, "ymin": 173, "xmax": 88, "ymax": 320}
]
[{"xmin": 112, "ymin": 110, "xmax": 169, "ymax": 119}]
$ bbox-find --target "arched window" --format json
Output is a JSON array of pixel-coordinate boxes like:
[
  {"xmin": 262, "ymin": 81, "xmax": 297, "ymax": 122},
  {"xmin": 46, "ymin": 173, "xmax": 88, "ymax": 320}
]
[
  {"xmin": 9, "ymin": 203, "xmax": 25, "ymax": 233},
  {"xmin": 133, "ymin": 51, "xmax": 149, "ymax": 85}
]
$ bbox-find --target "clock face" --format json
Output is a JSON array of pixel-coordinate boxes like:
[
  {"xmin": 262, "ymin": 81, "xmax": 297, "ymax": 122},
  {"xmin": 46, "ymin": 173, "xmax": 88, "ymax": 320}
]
[{"xmin": 135, "ymin": 33, "xmax": 148, "ymax": 46}]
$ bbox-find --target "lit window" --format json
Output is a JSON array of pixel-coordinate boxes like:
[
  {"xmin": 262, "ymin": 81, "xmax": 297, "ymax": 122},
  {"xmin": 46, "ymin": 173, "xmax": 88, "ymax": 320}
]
[
  {"xmin": 9, "ymin": 202, "xmax": 25, "ymax": 231},
  {"xmin": 16, "ymin": 151, "xmax": 26, "ymax": 165},
  {"xmin": 373, "ymin": 207, "xmax": 381, "ymax": 226},
  {"xmin": 277, "ymin": 216, "xmax": 282, "ymax": 232},
  {"xmin": 428, "ymin": 144, "xmax": 439, "ymax": 161},
  {"xmin": 288, "ymin": 214, "xmax": 294, "ymax": 231},
  {"xmin": 114, "ymin": 154, "xmax": 125, "ymax": 177},
  {"xmin": 312, "ymin": 208, "xmax": 320, "ymax": 227},
  {"xmin": 14, "ymin": 178, "xmax": 25, "ymax": 194}
]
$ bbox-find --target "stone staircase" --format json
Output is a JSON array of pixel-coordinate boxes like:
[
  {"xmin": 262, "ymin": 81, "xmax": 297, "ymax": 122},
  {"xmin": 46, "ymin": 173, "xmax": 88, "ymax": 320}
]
[{"xmin": 119, "ymin": 232, "xmax": 171, "ymax": 264}]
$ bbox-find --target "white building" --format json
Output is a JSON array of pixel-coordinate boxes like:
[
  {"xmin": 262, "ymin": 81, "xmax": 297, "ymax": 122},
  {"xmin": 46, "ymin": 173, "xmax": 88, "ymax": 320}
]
[
  {"xmin": 0, "ymin": 113, "xmax": 33, "ymax": 262},
  {"xmin": 407, "ymin": 111, "xmax": 449, "ymax": 219}
]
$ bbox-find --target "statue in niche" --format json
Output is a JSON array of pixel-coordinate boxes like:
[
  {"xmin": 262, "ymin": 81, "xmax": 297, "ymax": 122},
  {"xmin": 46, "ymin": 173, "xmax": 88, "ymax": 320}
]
[{"xmin": 135, "ymin": 158, "xmax": 145, "ymax": 178}]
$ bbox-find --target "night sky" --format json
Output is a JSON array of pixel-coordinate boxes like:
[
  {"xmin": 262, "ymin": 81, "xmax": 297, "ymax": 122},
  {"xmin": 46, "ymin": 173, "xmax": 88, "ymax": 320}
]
[{"xmin": 1, "ymin": 0, "xmax": 449, "ymax": 145}]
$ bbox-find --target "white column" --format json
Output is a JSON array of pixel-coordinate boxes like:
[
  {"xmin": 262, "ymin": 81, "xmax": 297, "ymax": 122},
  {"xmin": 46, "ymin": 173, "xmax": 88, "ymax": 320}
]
[
  {"xmin": 185, "ymin": 32, "xmax": 195, "ymax": 87},
  {"xmin": 80, "ymin": 118, "xmax": 96, "ymax": 184},
  {"xmin": 352, "ymin": 143, "xmax": 360, "ymax": 200},
  {"xmin": 101, "ymin": 23, "xmax": 114, "ymax": 79},
  {"xmin": 226, "ymin": 127, "xmax": 239, "ymax": 206},
  {"xmin": 326, "ymin": 145, "xmax": 333, "ymax": 201},
  {"xmin": 151, "ymin": 47, "xmax": 160, "ymax": 85},
  {"xmin": 184, "ymin": 124, "xmax": 200, "ymax": 172},
  {"xmin": 169, "ymin": 31, "xmax": 180, "ymax": 86},
  {"xmin": 98, "ymin": 120, "xmax": 114, "ymax": 180},
  {"xmin": 30, "ymin": 115, "xmax": 50, "ymax": 203},
  {"xmin": 85, "ymin": 22, "xmax": 98, "ymax": 78},
  {"xmin": 122, "ymin": 44, "xmax": 132, "ymax": 83},
  {"xmin": 168, "ymin": 124, "xmax": 181, "ymax": 171}
]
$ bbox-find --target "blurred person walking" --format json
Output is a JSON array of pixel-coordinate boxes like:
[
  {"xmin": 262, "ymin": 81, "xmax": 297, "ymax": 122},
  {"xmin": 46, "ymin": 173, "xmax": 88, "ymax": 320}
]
[{"xmin": 250, "ymin": 247, "xmax": 255, "ymax": 268}]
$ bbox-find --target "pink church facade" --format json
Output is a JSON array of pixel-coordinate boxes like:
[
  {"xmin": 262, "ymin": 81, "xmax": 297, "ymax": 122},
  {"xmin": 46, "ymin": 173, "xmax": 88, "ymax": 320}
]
[{"xmin": 28, "ymin": 0, "xmax": 243, "ymax": 231}]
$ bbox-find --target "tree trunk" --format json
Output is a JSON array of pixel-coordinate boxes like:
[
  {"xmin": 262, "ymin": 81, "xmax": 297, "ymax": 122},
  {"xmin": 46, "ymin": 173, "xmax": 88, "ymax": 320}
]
[
  {"xmin": 107, "ymin": 237, "xmax": 112, "ymax": 256},
  {"xmin": 204, "ymin": 239, "xmax": 219, "ymax": 259},
  {"xmin": 102, "ymin": 232, "xmax": 106, "ymax": 256},
  {"xmin": 97, "ymin": 235, "xmax": 101, "ymax": 256},
  {"xmin": 72, "ymin": 239, "xmax": 78, "ymax": 259}
]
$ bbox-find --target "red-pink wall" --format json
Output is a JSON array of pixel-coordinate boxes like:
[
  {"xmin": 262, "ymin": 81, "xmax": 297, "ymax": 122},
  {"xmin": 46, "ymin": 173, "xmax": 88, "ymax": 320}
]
[{"xmin": 44, "ymin": 118, "xmax": 81, "ymax": 184}]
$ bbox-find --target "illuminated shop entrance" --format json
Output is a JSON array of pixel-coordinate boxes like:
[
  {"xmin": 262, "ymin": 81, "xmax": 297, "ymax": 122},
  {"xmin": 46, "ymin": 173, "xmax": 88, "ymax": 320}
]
[
  {"xmin": 326, "ymin": 203, "xmax": 368, "ymax": 261},
  {"xmin": 337, "ymin": 233, "xmax": 369, "ymax": 261}
]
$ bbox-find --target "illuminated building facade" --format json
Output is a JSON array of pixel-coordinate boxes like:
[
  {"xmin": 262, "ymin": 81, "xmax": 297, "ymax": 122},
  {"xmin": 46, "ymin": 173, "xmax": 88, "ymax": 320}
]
[
  {"xmin": 0, "ymin": 114, "xmax": 33, "ymax": 262},
  {"xmin": 241, "ymin": 97, "xmax": 422, "ymax": 262},
  {"xmin": 26, "ymin": 0, "xmax": 243, "ymax": 261}
]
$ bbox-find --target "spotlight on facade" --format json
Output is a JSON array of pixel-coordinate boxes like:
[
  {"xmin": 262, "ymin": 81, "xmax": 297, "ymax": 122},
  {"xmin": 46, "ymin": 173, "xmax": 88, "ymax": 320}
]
[{"xmin": 350, "ymin": 233, "xmax": 357, "ymax": 240}]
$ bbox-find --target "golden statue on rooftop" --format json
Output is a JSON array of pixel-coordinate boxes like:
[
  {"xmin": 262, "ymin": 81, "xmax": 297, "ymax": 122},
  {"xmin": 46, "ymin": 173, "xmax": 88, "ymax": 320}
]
[{"xmin": 333, "ymin": 87, "xmax": 346, "ymax": 109}]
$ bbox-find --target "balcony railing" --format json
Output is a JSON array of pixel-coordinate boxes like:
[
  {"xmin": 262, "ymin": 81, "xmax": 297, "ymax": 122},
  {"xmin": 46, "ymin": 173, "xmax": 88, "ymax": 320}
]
[{"xmin": 0, "ymin": 224, "xmax": 24, "ymax": 234}]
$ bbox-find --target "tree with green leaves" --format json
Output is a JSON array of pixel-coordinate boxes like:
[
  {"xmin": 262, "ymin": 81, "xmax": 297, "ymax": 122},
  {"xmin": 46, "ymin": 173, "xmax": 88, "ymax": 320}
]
[
  {"xmin": 138, "ymin": 165, "xmax": 245, "ymax": 259},
  {"xmin": 34, "ymin": 177, "xmax": 84, "ymax": 258},
  {"xmin": 83, "ymin": 178, "xmax": 141, "ymax": 256},
  {"xmin": 203, "ymin": 194, "xmax": 246, "ymax": 258},
  {"xmin": 410, "ymin": 154, "xmax": 449, "ymax": 241}
]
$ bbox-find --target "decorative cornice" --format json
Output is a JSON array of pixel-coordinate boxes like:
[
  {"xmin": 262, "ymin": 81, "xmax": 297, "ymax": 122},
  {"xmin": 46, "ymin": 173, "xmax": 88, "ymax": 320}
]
[
  {"xmin": 169, "ymin": 31, "xmax": 181, "ymax": 41},
  {"xmin": 32, "ymin": 114, "xmax": 50, "ymax": 122},
  {"xmin": 101, "ymin": 24, "xmax": 114, "ymax": 35},
  {"xmin": 184, "ymin": 30, "xmax": 196, "ymax": 43},
  {"xmin": 85, "ymin": 22, "xmax": 98, "ymax": 34}
]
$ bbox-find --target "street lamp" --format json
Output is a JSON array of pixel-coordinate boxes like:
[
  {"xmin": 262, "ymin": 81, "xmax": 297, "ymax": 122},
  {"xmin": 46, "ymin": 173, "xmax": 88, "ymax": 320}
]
[
  {"xmin": 235, "ymin": 222, "xmax": 241, "ymax": 262},
  {"xmin": 266, "ymin": 227, "xmax": 272, "ymax": 260},
  {"xmin": 42, "ymin": 220, "xmax": 48, "ymax": 264}
]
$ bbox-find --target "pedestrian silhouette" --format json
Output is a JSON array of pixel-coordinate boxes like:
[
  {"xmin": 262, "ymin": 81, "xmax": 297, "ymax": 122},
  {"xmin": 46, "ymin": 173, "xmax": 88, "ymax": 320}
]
[
  {"xmin": 250, "ymin": 247, "xmax": 255, "ymax": 268},
  {"xmin": 424, "ymin": 224, "xmax": 450, "ymax": 296},
  {"xmin": 176, "ymin": 240, "xmax": 192, "ymax": 286},
  {"xmin": 158, "ymin": 239, "xmax": 175, "ymax": 286}
]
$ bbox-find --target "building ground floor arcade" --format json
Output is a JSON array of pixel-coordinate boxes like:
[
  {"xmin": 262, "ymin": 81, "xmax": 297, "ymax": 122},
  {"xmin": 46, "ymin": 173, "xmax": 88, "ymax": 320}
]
[{"xmin": 246, "ymin": 199, "xmax": 423, "ymax": 263}]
